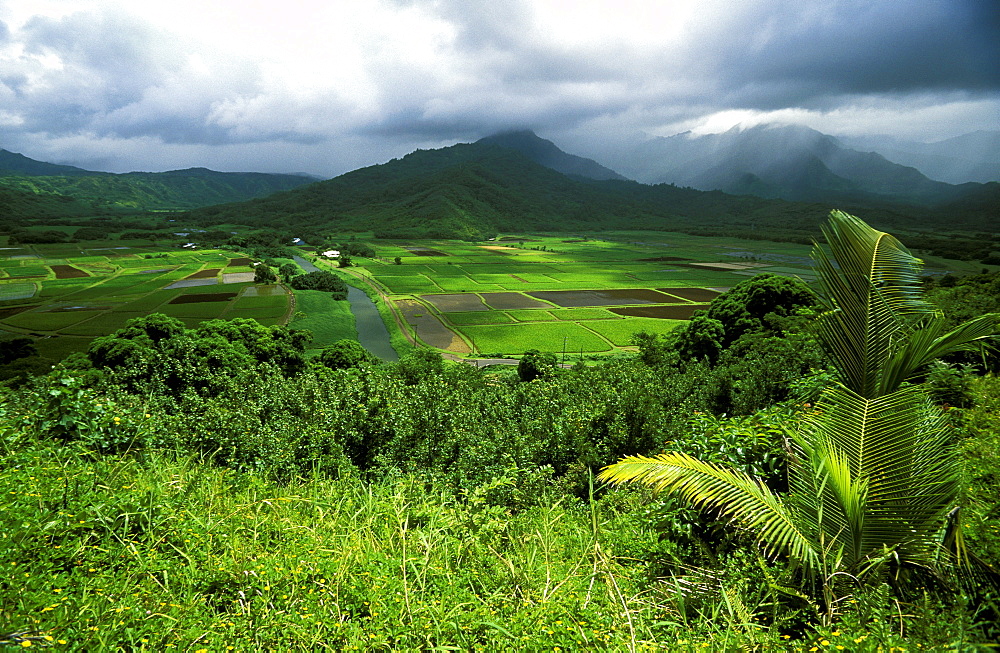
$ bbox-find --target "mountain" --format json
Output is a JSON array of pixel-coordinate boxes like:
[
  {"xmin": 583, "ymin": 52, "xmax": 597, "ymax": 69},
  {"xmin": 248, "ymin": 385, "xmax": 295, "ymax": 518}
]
[
  {"xmin": 0, "ymin": 149, "xmax": 317, "ymax": 211},
  {"xmin": 601, "ymin": 124, "xmax": 984, "ymax": 207},
  {"xmin": 0, "ymin": 186, "xmax": 98, "ymax": 222},
  {"xmin": 476, "ymin": 131, "xmax": 627, "ymax": 181},
  {"xmin": 0, "ymin": 149, "xmax": 95, "ymax": 177},
  {"xmin": 189, "ymin": 137, "xmax": 967, "ymax": 241},
  {"xmin": 838, "ymin": 131, "xmax": 1000, "ymax": 184}
]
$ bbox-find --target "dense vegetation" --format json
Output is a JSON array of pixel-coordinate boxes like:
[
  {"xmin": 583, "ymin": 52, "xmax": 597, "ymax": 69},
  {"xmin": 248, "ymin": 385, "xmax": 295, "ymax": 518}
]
[{"xmin": 3, "ymin": 213, "xmax": 998, "ymax": 649}]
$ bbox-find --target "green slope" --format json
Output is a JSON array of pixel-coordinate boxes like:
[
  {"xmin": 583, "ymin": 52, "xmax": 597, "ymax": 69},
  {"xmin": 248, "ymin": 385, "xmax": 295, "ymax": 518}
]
[
  {"xmin": 0, "ymin": 149, "xmax": 317, "ymax": 211},
  {"xmin": 190, "ymin": 141, "xmax": 959, "ymax": 240}
]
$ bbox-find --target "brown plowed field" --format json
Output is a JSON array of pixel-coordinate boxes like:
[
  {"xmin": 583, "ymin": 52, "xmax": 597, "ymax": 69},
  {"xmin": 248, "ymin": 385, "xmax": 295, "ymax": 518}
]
[
  {"xmin": 657, "ymin": 287, "xmax": 724, "ymax": 302},
  {"xmin": 421, "ymin": 294, "xmax": 489, "ymax": 312},
  {"xmin": 50, "ymin": 265, "xmax": 89, "ymax": 279},
  {"xmin": 481, "ymin": 292, "xmax": 552, "ymax": 310},
  {"xmin": 186, "ymin": 268, "xmax": 222, "ymax": 279},
  {"xmin": 168, "ymin": 292, "xmax": 238, "ymax": 304},
  {"xmin": 227, "ymin": 258, "xmax": 254, "ymax": 267},
  {"xmin": 397, "ymin": 299, "xmax": 470, "ymax": 352},
  {"xmin": 610, "ymin": 304, "xmax": 707, "ymax": 319},
  {"xmin": 527, "ymin": 288, "xmax": 673, "ymax": 307}
]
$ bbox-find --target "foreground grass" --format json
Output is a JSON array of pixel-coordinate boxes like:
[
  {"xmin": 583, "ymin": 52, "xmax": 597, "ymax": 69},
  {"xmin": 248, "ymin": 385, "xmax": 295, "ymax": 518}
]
[
  {"xmin": 0, "ymin": 445, "xmax": 653, "ymax": 650},
  {"xmin": 2, "ymin": 438, "xmax": 987, "ymax": 650}
]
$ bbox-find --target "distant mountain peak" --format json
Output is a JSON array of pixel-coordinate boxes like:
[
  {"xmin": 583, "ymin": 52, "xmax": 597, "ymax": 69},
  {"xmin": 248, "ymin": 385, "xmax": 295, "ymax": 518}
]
[{"xmin": 477, "ymin": 131, "xmax": 628, "ymax": 181}]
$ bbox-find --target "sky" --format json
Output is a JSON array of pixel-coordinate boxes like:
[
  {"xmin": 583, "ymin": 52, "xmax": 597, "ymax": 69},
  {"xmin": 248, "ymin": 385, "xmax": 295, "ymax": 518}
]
[{"xmin": 1, "ymin": 0, "xmax": 998, "ymax": 177}]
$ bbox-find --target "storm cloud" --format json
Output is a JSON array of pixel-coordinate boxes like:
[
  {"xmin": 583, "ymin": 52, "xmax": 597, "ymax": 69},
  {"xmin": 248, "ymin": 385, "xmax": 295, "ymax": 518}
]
[{"xmin": 0, "ymin": 0, "xmax": 996, "ymax": 177}]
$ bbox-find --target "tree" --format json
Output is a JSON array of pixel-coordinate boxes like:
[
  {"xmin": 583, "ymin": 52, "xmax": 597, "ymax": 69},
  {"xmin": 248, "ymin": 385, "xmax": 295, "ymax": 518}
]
[
  {"xmin": 319, "ymin": 340, "xmax": 379, "ymax": 370},
  {"xmin": 254, "ymin": 264, "xmax": 277, "ymax": 283},
  {"xmin": 0, "ymin": 337, "xmax": 37, "ymax": 364},
  {"xmin": 339, "ymin": 255, "xmax": 352, "ymax": 268},
  {"xmin": 598, "ymin": 211, "xmax": 1000, "ymax": 617},
  {"xmin": 287, "ymin": 271, "xmax": 348, "ymax": 299},
  {"xmin": 394, "ymin": 256, "xmax": 402, "ymax": 265},
  {"xmin": 279, "ymin": 263, "xmax": 299, "ymax": 279},
  {"xmin": 518, "ymin": 349, "xmax": 557, "ymax": 382}
]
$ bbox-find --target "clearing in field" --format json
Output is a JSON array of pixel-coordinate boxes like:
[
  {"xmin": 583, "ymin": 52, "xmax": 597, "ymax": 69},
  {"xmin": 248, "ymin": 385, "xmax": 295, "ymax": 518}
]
[{"xmin": 222, "ymin": 272, "xmax": 255, "ymax": 284}]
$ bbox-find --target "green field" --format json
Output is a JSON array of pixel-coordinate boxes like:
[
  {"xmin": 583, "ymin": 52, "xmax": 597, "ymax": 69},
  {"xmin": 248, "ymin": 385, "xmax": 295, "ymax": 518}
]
[
  {"xmin": 343, "ymin": 231, "xmax": 848, "ymax": 357},
  {"xmin": 0, "ymin": 246, "xmax": 291, "ymax": 342},
  {"xmin": 3, "ymin": 229, "xmax": 983, "ymax": 361}
]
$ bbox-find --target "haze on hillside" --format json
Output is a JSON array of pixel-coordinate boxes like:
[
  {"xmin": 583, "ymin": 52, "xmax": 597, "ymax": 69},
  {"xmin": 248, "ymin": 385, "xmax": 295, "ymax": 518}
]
[{"xmin": 1, "ymin": 0, "xmax": 997, "ymax": 180}]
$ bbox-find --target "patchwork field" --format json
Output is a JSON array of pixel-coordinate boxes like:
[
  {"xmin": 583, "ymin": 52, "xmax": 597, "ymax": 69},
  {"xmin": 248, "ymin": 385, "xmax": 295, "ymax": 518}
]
[
  {"xmin": 3, "ymin": 228, "xmax": 975, "ymax": 362},
  {"xmin": 335, "ymin": 231, "xmax": 850, "ymax": 357},
  {"xmin": 0, "ymin": 245, "xmax": 292, "ymax": 355}
]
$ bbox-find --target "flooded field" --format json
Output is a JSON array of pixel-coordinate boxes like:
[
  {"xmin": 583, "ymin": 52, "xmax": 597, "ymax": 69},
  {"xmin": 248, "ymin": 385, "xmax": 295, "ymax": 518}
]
[
  {"xmin": 480, "ymin": 292, "xmax": 552, "ymax": 310},
  {"xmin": 242, "ymin": 285, "xmax": 288, "ymax": 297},
  {"xmin": 421, "ymin": 293, "xmax": 489, "ymax": 312},
  {"xmin": 657, "ymin": 287, "xmax": 725, "ymax": 302},
  {"xmin": 165, "ymin": 278, "xmax": 218, "ymax": 289},
  {"xmin": 398, "ymin": 299, "xmax": 470, "ymax": 352}
]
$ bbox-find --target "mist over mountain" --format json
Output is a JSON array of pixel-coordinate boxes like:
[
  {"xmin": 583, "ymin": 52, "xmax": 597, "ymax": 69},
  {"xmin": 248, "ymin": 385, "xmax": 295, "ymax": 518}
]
[
  {"xmin": 837, "ymin": 131, "xmax": 1000, "ymax": 184},
  {"xmin": 592, "ymin": 124, "xmax": 989, "ymax": 207}
]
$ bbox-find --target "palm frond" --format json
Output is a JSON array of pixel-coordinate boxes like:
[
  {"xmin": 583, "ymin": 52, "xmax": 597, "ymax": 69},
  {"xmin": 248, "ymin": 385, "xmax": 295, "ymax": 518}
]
[
  {"xmin": 597, "ymin": 452, "xmax": 819, "ymax": 569},
  {"xmin": 813, "ymin": 211, "xmax": 938, "ymax": 398},
  {"xmin": 795, "ymin": 384, "xmax": 959, "ymax": 569}
]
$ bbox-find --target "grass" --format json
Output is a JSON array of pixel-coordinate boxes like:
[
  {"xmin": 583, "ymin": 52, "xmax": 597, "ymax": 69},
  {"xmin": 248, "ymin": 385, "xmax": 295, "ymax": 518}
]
[
  {"xmin": 0, "ymin": 443, "xmax": 672, "ymax": 651},
  {"xmin": 459, "ymin": 322, "xmax": 614, "ymax": 354},
  {"xmin": 583, "ymin": 317, "xmax": 686, "ymax": 346},
  {"xmin": 444, "ymin": 311, "xmax": 517, "ymax": 326},
  {"xmin": 288, "ymin": 289, "xmax": 356, "ymax": 352}
]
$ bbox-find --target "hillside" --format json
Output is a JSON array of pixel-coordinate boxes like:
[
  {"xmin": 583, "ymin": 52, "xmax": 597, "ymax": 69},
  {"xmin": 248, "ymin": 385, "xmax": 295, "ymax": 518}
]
[
  {"xmin": 187, "ymin": 136, "xmax": 992, "ymax": 240},
  {"xmin": 476, "ymin": 131, "xmax": 628, "ymax": 181},
  {"xmin": 0, "ymin": 185, "xmax": 102, "ymax": 222},
  {"xmin": 0, "ymin": 149, "xmax": 317, "ymax": 211}
]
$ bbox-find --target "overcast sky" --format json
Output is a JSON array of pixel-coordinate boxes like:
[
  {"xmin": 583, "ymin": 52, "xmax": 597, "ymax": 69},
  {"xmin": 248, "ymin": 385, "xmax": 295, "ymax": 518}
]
[{"xmin": 1, "ymin": 0, "xmax": 997, "ymax": 177}]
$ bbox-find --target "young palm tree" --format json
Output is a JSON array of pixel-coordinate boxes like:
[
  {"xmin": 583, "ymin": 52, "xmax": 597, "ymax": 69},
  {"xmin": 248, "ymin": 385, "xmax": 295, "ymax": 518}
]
[{"xmin": 598, "ymin": 211, "xmax": 998, "ymax": 603}]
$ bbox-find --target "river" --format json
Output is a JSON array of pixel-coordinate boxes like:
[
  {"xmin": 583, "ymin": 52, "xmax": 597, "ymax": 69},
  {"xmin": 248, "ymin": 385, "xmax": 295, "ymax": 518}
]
[{"xmin": 292, "ymin": 256, "xmax": 399, "ymax": 361}]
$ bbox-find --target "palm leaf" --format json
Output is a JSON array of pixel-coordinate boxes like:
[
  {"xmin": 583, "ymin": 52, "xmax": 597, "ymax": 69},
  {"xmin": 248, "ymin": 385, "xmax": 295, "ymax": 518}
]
[{"xmin": 597, "ymin": 452, "xmax": 819, "ymax": 570}]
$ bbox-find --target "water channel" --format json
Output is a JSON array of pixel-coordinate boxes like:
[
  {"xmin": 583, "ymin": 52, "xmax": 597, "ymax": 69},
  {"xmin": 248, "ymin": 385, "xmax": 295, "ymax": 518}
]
[{"xmin": 292, "ymin": 256, "xmax": 399, "ymax": 361}]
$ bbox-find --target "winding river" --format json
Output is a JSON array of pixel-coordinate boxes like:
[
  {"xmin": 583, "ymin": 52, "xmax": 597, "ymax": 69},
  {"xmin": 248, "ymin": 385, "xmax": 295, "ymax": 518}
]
[{"xmin": 292, "ymin": 256, "xmax": 399, "ymax": 361}]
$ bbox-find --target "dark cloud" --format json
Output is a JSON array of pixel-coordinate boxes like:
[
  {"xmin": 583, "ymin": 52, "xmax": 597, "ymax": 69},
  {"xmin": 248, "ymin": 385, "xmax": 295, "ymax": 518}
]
[
  {"xmin": 698, "ymin": 0, "xmax": 1000, "ymax": 111},
  {"xmin": 2, "ymin": 0, "xmax": 997, "ymax": 176}
]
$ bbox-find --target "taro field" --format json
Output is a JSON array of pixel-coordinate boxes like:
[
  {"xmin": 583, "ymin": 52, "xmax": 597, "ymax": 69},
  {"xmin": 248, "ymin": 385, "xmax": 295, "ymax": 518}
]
[
  {"xmin": 342, "ymin": 231, "xmax": 829, "ymax": 357},
  {"xmin": 0, "ymin": 244, "xmax": 292, "ymax": 355}
]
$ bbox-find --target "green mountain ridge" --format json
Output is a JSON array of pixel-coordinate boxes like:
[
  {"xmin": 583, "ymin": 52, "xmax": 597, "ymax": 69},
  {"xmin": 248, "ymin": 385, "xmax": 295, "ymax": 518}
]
[
  {"xmin": 0, "ymin": 149, "xmax": 317, "ymax": 211},
  {"xmin": 189, "ymin": 138, "xmax": 992, "ymax": 240}
]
